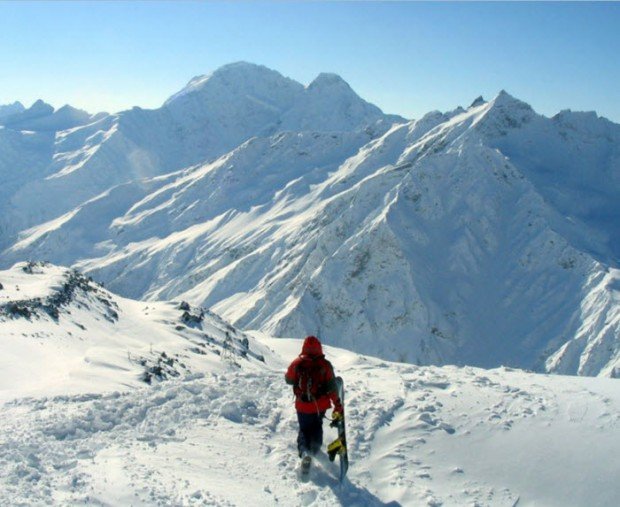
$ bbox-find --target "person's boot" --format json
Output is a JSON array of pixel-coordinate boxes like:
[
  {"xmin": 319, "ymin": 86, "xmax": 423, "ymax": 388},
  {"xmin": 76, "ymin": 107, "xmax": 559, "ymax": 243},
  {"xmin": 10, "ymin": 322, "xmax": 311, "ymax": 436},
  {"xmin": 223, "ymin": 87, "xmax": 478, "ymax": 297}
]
[{"xmin": 301, "ymin": 451, "xmax": 312, "ymax": 476}]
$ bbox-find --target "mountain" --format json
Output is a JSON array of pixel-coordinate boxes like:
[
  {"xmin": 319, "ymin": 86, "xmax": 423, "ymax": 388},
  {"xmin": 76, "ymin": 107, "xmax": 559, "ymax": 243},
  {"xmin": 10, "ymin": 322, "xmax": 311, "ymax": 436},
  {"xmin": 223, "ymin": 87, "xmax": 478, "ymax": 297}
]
[
  {"xmin": 0, "ymin": 261, "xmax": 268, "ymax": 400},
  {"xmin": 0, "ymin": 62, "xmax": 401, "ymax": 245},
  {"xmin": 279, "ymin": 72, "xmax": 401, "ymax": 132},
  {"xmin": 0, "ymin": 101, "xmax": 25, "ymax": 119},
  {"xmin": 164, "ymin": 63, "xmax": 396, "ymax": 135},
  {"xmin": 0, "ymin": 64, "xmax": 618, "ymax": 378},
  {"xmin": 1, "ymin": 99, "xmax": 54, "ymax": 127},
  {"xmin": 0, "ymin": 100, "xmax": 106, "ymax": 222},
  {"xmin": 0, "ymin": 100, "xmax": 100, "ymax": 132}
]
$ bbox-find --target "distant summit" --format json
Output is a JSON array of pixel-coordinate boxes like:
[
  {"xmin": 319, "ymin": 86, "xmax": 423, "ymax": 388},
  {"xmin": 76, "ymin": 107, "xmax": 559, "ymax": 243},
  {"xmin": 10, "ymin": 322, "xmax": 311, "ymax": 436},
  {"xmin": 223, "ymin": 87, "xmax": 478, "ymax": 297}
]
[
  {"xmin": 0, "ymin": 101, "xmax": 25, "ymax": 120},
  {"xmin": 164, "ymin": 61, "xmax": 303, "ymax": 108},
  {"xmin": 2, "ymin": 99, "xmax": 54, "ymax": 126},
  {"xmin": 469, "ymin": 96, "xmax": 486, "ymax": 108},
  {"xmin": 307, "ymin": 72, "xmax": 351, "ymax": 90},
  {"xmin": 0, "ymin": 100, "xmax": 98, "ymax": 132},
  {"xmin": 162, "ymin": 62, "xmax": 401, "ymax": 133}
]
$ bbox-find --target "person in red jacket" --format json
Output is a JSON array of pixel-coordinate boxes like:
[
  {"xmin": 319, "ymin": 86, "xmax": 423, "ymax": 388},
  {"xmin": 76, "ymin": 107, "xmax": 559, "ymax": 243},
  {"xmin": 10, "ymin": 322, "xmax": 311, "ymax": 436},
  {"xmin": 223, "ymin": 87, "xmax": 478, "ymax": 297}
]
[{"xmin": 285, "ymin": 335, "xmax": 343, "ymax": 461}]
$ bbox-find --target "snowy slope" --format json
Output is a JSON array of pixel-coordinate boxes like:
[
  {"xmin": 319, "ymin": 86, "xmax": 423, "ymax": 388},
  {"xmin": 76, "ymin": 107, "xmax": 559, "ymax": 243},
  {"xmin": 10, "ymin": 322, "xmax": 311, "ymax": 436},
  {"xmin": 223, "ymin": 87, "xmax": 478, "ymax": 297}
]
[
  {"xmin": 279, "ymin": 72, "xmax": 400, "ymax": 132},
  {"xmin": 166, "ymin": 63, "xmax": 396, "ymax": 136},
  {"xmin": 0, "ymin": 262, "xmax": 268, "ymax": 401},
  {"xmin": 1, "ymin": 325, "xmax": 618, "ymax": 506},
  {"xmin": 479, "ymin": 92, "xmax": 620, "ymax": 266}
]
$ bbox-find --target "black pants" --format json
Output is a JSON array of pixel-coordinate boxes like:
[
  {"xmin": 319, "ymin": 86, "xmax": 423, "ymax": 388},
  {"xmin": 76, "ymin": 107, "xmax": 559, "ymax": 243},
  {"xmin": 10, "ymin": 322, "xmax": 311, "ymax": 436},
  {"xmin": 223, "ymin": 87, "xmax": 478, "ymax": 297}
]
[{"xmin": 297, "ymin": 411, "xmax": 324, "ymax": 457}]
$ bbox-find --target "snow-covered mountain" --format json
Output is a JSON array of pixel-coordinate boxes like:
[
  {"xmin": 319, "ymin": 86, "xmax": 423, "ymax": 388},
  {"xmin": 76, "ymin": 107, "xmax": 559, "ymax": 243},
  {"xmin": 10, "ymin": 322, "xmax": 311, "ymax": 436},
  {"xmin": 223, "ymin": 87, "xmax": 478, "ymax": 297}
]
[
  {"xmin": 0, "ymin": 100, "xmax": 102, "ymax": 132},
  {"xmin": 1, "ymin": 63, "xmax": 618, "ymax": 378},
  {"xmin": 0, "ymin": 62, "xmax": 399, "ymax": 242},
  {"xmin": 0, "ymin": 261, "xmax": 268, "ymax": 401}
]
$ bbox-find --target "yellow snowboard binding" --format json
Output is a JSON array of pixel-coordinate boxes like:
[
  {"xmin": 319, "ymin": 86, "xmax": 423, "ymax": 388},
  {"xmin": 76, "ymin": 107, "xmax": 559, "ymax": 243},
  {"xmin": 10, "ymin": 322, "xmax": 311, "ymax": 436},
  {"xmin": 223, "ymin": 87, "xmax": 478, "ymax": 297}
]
[{"xmin": 327, "ymin": 437, "xmax": 346, "ymax": 462}]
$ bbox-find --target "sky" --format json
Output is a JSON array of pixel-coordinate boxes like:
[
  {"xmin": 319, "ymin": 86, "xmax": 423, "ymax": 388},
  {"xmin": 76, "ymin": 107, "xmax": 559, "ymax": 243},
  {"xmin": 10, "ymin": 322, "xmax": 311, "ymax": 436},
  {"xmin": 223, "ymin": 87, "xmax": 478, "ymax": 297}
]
[{"xmin": 1, "ymin": 1, "xmax": 619, "ymax": 122}]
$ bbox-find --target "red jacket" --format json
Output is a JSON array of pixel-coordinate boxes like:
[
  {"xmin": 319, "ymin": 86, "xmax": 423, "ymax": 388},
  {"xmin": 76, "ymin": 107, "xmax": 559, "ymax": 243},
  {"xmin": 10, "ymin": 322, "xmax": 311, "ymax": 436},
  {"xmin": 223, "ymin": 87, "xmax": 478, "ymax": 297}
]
[{"xmin": 284, "ymin": 336, "xmax": 342, "ymax": 414}]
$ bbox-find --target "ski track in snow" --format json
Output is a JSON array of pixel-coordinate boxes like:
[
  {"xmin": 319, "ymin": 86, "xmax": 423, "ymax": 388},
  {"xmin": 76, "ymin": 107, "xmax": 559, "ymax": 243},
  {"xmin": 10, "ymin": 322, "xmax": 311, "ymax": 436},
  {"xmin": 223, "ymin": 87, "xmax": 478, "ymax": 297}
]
[{"xmin": 1, "ymin": 337, "xmax": 619, "ymax": 507}]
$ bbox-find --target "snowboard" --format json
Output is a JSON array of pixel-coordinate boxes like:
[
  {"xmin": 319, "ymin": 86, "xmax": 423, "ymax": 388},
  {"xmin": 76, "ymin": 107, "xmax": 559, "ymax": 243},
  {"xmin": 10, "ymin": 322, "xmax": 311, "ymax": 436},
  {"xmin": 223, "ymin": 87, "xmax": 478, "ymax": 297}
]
[{"xmin": 327, "ymin": 376, "xmax": 348, "ymax": 482}]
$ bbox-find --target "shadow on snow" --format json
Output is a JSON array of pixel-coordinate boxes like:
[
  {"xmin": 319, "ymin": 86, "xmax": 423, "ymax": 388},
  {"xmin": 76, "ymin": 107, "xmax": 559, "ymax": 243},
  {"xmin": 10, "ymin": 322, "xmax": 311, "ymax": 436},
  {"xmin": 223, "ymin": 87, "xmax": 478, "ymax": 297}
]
[{"xmin": 308, "ymin": 453, "xmax": 402, "ymax": 507}]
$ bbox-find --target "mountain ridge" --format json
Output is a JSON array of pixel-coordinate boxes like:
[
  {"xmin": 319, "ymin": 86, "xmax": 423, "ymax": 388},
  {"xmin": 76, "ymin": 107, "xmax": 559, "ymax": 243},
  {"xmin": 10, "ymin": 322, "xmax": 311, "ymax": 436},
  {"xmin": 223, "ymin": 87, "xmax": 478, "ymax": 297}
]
[
  {"xmin": 0, "ymin": 63, "xmax": 618, "ymax": 377},
  {"xmin": 0, "ymin": 261, "xmax": 268, "ymax": 400},
  {"xmin": 0, "ymin": 62, "xmax": 399, "ymax": 244}
]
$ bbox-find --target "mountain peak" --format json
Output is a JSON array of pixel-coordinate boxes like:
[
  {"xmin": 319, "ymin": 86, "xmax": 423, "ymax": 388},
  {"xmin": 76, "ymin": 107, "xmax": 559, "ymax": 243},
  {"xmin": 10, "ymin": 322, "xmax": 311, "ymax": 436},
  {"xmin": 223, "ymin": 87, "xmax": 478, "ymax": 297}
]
[
  {"xmin": 28, "ymin": 99, "xmax": 55, "ymax": 115},
  {"xmin": 164, "ymin": 62, "xmax": 303, "ymax": 107},
  {"xmin": 469, "ymin": 96, "xmax": 486, "ymax": 108},
  {"xmin": 1, "ymin": 100, "xmax": 24, "ymax": 108},
  {"xmin": 471, "ymin": 90, "xmax": 536, "ymax": 136},
  {"xmin": 212, "ymin": 61, "xmax": 270, "ymax": 74},
  {"xmin": 0, "ymin": 100, "xmax": 97, "ymax": 132},
  {"xmin": 204, "ymin": 61, "xmax": 285, "ymax": 84},
  {"xmin": 0, "ymin": 101, "xmax": 25, "ymax": 120},
  {"xmin": 56, "ymin": 104, "xmax": 89, "ymax": 115},
  {"xmin": 308, "ymin": 72, "xmax": 351, "ymax": 91},
  {"xmin": 490, "ymin": 90, "xmax": 532, "ymax": 111},
  {"xmin": 0, "ymin": 99, "xmax": 54, "ymax": 128},
  {"xmin": 279, "ymin": 71, "xmax": 388, "ymax": 132}
]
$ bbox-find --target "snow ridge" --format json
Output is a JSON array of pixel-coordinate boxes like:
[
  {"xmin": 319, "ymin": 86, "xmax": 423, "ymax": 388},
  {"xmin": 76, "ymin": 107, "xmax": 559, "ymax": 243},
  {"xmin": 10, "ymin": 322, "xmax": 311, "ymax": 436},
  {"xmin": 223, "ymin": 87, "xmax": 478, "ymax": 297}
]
[
  {"xmin": 0, "ymin": 262, "xmax": 268, "ymax": 400},
  {"xmin": 0, "ymin": 100, "xmax": 100, "ymax": 132}
]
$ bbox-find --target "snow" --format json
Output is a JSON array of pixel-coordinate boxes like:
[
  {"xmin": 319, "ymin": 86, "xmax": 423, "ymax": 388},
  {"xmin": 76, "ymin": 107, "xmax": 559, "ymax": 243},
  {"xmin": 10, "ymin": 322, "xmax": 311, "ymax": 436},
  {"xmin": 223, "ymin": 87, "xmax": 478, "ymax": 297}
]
[
  {"xmin": 1, "ymin": 278, "xmax": 618, "ymax": 506},
  {"xmin": 0, "ymin": 62, "xmax": 397, "ymax": 244},
  {"xmin": 1, "ymin": 60, "xmax": 619, "ymax": 506},
  {"xmin": 0, "ymin": 100, "xmax": 97, "ymax": 132},
  {"xmin": 0, "ymin": 262, "xmax": 269, "ymax": 402},
  {"xmin": 546, "ymin": 268, "xmax": 620, "ymax": 377}
]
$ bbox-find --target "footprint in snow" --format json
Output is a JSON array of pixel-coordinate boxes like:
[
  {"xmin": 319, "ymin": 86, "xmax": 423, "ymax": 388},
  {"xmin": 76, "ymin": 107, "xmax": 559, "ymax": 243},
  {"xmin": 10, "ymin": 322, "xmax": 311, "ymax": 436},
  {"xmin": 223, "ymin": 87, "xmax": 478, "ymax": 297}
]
[{"xmin": 300, "ymin": 489, "xmax": 318, "ymax": 505}]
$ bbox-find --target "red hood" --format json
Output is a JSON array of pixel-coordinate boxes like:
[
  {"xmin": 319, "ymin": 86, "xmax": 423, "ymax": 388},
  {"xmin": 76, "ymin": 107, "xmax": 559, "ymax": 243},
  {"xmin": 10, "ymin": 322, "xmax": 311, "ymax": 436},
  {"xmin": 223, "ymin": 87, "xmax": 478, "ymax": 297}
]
[{"xmin": 301, "ymin": 335, "xmax": 323, "ymax": 356}]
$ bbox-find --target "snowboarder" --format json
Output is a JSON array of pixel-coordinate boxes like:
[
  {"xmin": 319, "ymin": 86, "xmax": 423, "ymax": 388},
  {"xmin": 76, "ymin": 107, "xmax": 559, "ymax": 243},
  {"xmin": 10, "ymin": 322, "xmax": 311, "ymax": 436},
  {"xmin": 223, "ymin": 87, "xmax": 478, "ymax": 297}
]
[{"xmin": 285, "ymin": 335, "xmax": 344, "ymax": 472}]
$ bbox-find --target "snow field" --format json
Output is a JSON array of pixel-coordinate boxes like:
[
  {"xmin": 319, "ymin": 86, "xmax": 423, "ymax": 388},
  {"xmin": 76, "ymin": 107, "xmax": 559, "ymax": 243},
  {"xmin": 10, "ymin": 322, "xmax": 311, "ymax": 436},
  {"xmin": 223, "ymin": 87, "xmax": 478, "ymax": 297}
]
[
  {"xmin": 0, "ymin": 262, "xmax": 270, "ymax": 402},
  {"xmin": 1, "ymin": 336, "xmax": 619, "ymax": 506},
  {"xmin": 1, "ymin": 263, "xmax": 619, "ymax": 505}
]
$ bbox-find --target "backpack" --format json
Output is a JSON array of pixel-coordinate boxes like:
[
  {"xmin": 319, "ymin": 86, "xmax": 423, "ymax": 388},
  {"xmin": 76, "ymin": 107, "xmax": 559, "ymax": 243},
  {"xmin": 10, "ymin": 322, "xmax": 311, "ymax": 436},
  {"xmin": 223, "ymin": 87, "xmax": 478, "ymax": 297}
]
[{"xmin": 295, "ymin": 357, "xmax": 327, "ymax": 402}]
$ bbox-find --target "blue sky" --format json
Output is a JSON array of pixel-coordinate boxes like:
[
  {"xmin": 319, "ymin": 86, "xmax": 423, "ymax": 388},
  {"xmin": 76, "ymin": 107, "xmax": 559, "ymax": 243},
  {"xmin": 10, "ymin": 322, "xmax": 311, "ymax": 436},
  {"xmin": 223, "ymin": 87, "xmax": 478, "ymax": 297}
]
[{"xmin": 1, "ymin": 1, "xmax": 619, "ymax": 122}]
